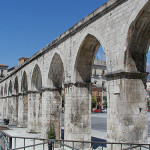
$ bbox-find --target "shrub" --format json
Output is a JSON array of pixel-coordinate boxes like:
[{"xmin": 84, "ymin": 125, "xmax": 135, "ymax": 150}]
[
  {"xmin": 47, "ymin": 123, "xmax": 56, "ymax": 139},
  {"xmin": 91, "ymin": 96, "xmax": 97, "ymax": 108}
]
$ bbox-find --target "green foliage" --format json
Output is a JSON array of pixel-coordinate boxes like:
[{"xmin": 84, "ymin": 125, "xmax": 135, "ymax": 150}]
[
  {"xmin": 47, "ymin": 123, "xmax": 56, "ymax": 139},
  {"xmin": 91, "ymin": 96, "xmax": 97, "ymax": 108},
  {"xmin": 29, "ymin": 131, "xmax": 38, "ymax": 134},
  {"xmin": 62, "ymin": 94, "xmax": 65, "ymax": 108},
  {"xmin": 103, "ymin": 100, "xmax": 107, "ymax": 109}
]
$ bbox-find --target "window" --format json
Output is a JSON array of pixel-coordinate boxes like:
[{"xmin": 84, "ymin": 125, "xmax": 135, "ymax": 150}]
[
  {"xmin": 0, "ymin": 70, "xmax": 4, "ymax": 77},
  {"xmin": 94, "ymin": 69, "xmax": 96, "ymax": 76},
  {"xmin": 102, "ymin": 70, "xmax": 105, "ymax": 75}
]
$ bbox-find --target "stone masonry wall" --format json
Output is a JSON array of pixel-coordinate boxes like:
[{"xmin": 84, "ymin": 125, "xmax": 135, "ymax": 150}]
[{"xmin": 0, "ymin": 0, "xmax": 149, "ymax": 149}]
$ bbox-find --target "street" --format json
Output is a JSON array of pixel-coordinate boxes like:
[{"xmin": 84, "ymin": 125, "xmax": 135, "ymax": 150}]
[{"xmin": 61, "ymin": 112, "xmax": 150, "ymax": 137}]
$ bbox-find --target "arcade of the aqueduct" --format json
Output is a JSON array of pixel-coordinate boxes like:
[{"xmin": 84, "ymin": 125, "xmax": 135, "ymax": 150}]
[{"xmin": 0, "ymin": 0, "xmax": 150, "ymax": 149}]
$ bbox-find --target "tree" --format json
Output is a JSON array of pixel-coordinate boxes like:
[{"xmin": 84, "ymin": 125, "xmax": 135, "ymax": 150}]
[{"xmin": 91, "ymin": 96, "xmax": 97, "ymax": 108}]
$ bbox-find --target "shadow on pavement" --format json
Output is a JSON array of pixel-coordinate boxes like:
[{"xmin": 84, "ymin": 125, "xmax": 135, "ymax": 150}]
[{"xmin": 61, "ymin": 129, "xmax": 106, "ymax": 149}]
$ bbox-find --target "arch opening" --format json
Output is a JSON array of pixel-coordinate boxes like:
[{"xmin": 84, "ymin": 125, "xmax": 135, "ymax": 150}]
[
  {"xmin": 65, "ymin": 34, "xmax": 107, "ymax": 148},
  {"xmin": 47, "ymin": 53, "xmax": 64, "ymax": 139},
  {"xmin": 14, "ymin": 77, "xmax": 19, "ymax": 94},
  {"xmin": 4, "ymin": 84, "xmax": 7, "ymax": 96},
  {"xmin": 48, "ymin": 53, "xmax": 64, "ymax": 89},
  {"xmin": 3, "ymin": 84, "xmax": 7, "ymax": 118},
  {"xmin": 20, "ymin": 71, "xmax": 28, "ymax": 127},
  {"xmin": 125, "ymin": 1, "xmax": 150, "ymax": 72},
  {"xmin": 13, "ymin": 77, "xmax": 19, "ymax": 123},
  {"xmin": 30, "ymin": 65, "xmax": 42, "ymax": 132},
  {"xmin": 21, "ymin": 71, "xmax": 28, "ymax": 93},
  {"xmin": 8, "ymin": 81, "xmax": 12, "ymax": 121},
  {"xmin": 31, "ymin": 65, "xmax": 42, "ymax": 91},
  {"xmin": 75, "ymin": 34, "xmax": 101, "ymax": 83},
  {"xmin": 1, "ymin": 86, "xmax": 3, "ymax": 96},
  {"xmin": 8, "ymin": 81, "xmax": 12, "ymax": 96},
  {"xmin": 75, "ymin": 34, "xmax": 107, "ymax": 111}
]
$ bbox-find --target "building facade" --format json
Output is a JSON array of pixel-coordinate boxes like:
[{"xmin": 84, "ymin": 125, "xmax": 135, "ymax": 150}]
[
  {"xmin": 0, "ymin": 64, "xmax": 8, "ymax": 81},
  {"xmin": 91, "ymin": 60, "xmax": 107, "ymax": 109}
]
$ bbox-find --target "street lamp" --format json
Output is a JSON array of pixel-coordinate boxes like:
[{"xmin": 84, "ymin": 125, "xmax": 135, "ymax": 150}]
[{"xmin": 102, "ymin": 81, "xmax": 105, "ymax": 109}]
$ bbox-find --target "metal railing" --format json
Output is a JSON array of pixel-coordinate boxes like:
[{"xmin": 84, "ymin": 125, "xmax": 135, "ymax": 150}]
[
  {"xmin": 0, "ymin": 131, "xmax": 11, "ymax": 150},
  {"xmin": 0, "ymin": 131, "xmax": 48, "ymax": 150},
  {"xmin": 0, "ymin": 131, "xmax": 78, "ymax": 150},
  {"xmin": 51, "ymin": 139, "xmax": 150, "ymax": 150},
  {"xmin": 0, "ymin": 131, "xmax": 150, "ymax": 150}
]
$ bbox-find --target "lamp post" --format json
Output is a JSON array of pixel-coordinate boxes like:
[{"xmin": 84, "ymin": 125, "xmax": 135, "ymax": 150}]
[{"xmin": 102, "ymin": 81, "xmax": 105, "ymax": 109}]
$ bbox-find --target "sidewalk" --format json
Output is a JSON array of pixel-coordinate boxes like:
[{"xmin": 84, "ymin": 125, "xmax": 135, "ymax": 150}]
[
  {"xmin": 1, "ymin": 123, "xmax": 150, "ymax": 150},
  {"xmin": 0, "ymin": 126, "xmax": 48, "ymax": 150},
  {"xmin": 1, "ymin": 126, "xmax": 106, "ymax": 150}
]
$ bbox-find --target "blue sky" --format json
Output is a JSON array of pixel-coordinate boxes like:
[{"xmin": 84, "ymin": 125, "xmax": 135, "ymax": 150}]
[
  {"xmin": 0, "ymin": 0, "xmax": 149, "ymax": 68},
  {"xmin": 147, "ymin": 48, "xmax": 150, "ymax": 66},
  {"xmin": 0, "ymin": 0, "xmax": 107, "ymax": 68}
]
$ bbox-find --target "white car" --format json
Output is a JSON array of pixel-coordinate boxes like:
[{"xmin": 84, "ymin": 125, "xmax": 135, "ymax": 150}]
[{"xmin": 101, "ymin": 109, "xmax": 107, "ymax": 113}]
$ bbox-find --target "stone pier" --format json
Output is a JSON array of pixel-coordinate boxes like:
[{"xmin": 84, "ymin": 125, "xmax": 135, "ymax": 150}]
[
  {"xmin": 64, "ymin": 83, "xmax": 91, "ymax": 149},
  {"xmin": 28, "ymin": 91, "xmax": 42, "ymax": 133},
  {"xmin": 107, "ymin": 72, "xmax": 148, "ymax": 149},
  {"xmin": 42, "ymin": 88, "xmax": 62, "ymax": 139}
]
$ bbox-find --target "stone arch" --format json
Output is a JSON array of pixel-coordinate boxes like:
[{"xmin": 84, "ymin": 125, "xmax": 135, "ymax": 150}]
[
  {"xmin": 47, "ymin": 53, "xmax": 64, "ymax": 139},
  {"xmin": 1, "ymin": 86, "xmax": 3, "ymax": 96},
  {"xmin": 8, "ymin": 80, "xmax": 12, "ymax": 96},
  {"xmin": 48, "ymin": 53, "xmax": 64, "ymax": 88},
  {"xmin": 71, "ymin": 28, "xmax": 106, "ymax": 82},
  {"xmin": 29, "ymin": 64, "xmax": 42, "ymax": 132},
  {"xmin": 19, "ymin": 71, "xmax": 28, "ymax": 127},
  {"xmin": 0, "ymin": 86, "xmax": 3, "ymax": 119},
  {"xmin": 21, "ymin": 71, "xmax": 28, "ymax": 93},
  {"xmin": 14, "ymin": 77, "xmax": 19, "ymax": 95},
  {"xmin": 124, "ymin": 1, "xmax": 150, "ymax": 72},
  {"xmin": 13, "ymin": 76, "xmax": 19, "ymax": 123},
  {"xmin": 123, "ymin": 0, "xmax": 149, "ymax": 44},
  {"xmin": 75, "ymin": 34, "xmax": 100, "ymax": 83},
  {"xmin": 3, "ymin": 83, "xmax": 7, "ymax": 118},
  {"xmin": 64, "ymin": 34, "xmax": 105, "ymax": 147},
  {"xmin": 4, "ymin": 83, "xmax": 7, "ymax": 96},
  {"xmin": 46, "ymin": 50, "xmax": 66, "ymax": 85},
  {"xmin": 119, "ymin": 1, "xmax": 150, "ymax": 144},
  {"xmin": 7, "ymin": 80, "xmax": 13, "ymax": 120},
  {"xmin": 31, "ymin": 64, "xmax": 42, "ymax": 91}
]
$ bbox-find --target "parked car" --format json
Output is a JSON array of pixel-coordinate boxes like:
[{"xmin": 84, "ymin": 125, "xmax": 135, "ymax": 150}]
[
  {"xmin": 100, "ymin": 109, "xmax": 107, "ymax": 113},
  {"xmin": 93, "ymin": 109, "xmax": 101, "ymax": 113}
]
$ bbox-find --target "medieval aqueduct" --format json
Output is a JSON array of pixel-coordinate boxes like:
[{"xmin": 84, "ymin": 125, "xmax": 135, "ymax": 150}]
[{"xmin": 0, "ymin": 0, "xmax": 150, "ymax": 149}]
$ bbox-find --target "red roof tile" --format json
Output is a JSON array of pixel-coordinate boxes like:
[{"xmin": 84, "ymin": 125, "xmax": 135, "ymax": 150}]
[
  {"xmin": 0, "ymin": 64, "xmax": 8, "ymax": 67},
  {"xmin": 18, "ymin": 57, "xmax": 29, "ymax": 60}
]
